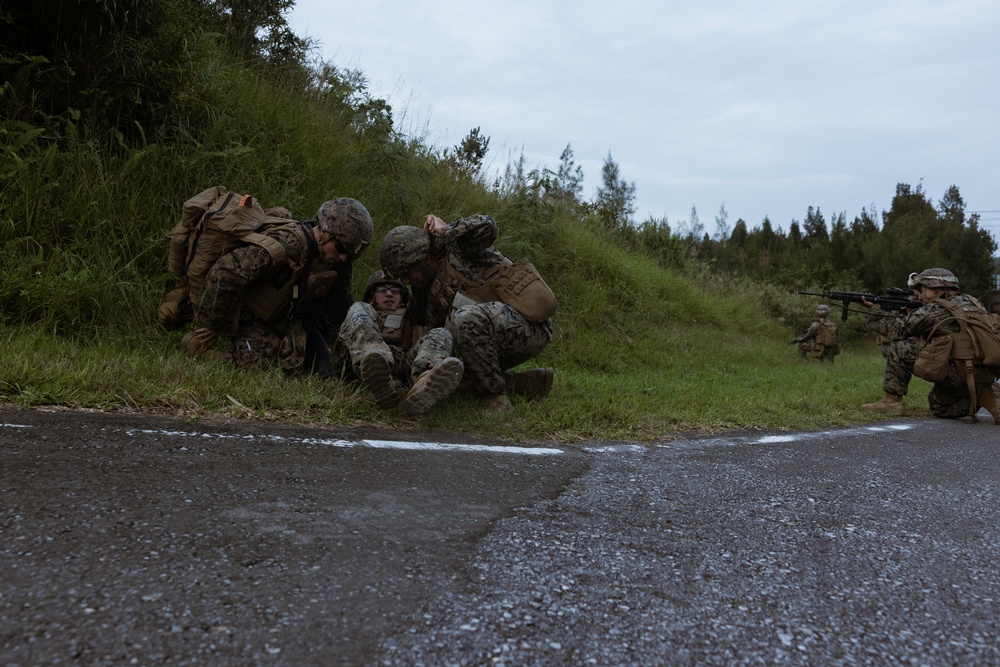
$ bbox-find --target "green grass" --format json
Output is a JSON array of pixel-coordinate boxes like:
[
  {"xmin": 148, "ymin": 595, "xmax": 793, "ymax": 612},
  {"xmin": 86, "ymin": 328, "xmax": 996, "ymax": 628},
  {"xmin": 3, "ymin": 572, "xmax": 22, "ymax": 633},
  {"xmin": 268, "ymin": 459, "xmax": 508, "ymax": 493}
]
[{"xmin": 0, "ymin": 321, "xmax": 932, "ymax": 444}]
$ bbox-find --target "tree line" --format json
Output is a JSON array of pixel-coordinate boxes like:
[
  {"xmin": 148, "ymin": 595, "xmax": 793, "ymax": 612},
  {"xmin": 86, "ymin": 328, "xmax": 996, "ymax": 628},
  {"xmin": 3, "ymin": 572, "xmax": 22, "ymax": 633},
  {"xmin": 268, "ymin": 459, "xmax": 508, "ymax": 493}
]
[{"xmin": 479, "ymin": 136, "xmax": 997, "ymax": 296}]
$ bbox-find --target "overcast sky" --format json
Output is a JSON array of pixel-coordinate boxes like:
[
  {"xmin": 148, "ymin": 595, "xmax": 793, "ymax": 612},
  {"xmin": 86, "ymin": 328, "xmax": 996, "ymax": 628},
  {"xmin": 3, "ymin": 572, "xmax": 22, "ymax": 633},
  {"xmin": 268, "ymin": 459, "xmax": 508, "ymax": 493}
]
[{"xmin": 288, "ymin": 0, "xmax": 1000, "ymax": 239}]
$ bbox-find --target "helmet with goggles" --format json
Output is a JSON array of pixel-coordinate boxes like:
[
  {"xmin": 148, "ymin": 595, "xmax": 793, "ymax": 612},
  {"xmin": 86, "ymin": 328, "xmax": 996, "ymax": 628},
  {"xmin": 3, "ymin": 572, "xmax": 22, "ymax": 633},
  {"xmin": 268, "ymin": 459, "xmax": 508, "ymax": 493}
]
[
  {"xmin": 316, "ymin": 198, "xmax": 373, "ymax": 261},
  {"xmin": 908, "ymin": 268, "xmax": 959, "ymax": 291},
  {"xmin": 379, "ymin": 226, "xmax": 431, "ymax": 278}
]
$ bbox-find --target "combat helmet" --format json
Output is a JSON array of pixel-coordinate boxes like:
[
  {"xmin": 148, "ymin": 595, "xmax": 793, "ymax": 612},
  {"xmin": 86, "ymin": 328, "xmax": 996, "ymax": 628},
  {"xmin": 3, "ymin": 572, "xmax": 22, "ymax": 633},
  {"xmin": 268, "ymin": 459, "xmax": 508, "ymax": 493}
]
[
  {"xmin": 379, "ymin": 226, "xmax": 431, "ymax": 278},
  {"xmin": 815, "ymin": 304, "xmax": 830, "ymax": 316},
  {"xmin": 316, "ymin": 198, "xmax": 374, "ymax": 260},
  {"xmin": 362, "ymin": 270, "xmax": 407, "ymax": 304},
  {"xmin": 909, "ymin": 268, "xmax": 959, "ymax": 291}
]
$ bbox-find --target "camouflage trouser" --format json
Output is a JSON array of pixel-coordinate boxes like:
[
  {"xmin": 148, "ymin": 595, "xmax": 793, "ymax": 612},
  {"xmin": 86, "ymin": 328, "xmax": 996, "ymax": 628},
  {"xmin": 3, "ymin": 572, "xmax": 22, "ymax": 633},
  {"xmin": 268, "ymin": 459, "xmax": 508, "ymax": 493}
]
[
  {"xmin": 927, "ymin": 363, "xmax": 996, "ymax": 419},
  {"xmin": 881, "ymin": 337, "xmax": 921, "ymax": 397},
  {"xmin": 447, "ymin": 301, "xmax": 553, "ymax": 395},
  {"xmin": 229, "ymin": 316, "xmax": 332, "ymax": 377},
  {"xmin": 798, "ymin": 342, "xmax": 837, "ymax": 362},
  {"xmin": 334, "ymin": 302, "xmax": 454, "ymax": 386},
  {"xmin": 231, "ymin": 318, "xmax": 282, "ymax": 370}
]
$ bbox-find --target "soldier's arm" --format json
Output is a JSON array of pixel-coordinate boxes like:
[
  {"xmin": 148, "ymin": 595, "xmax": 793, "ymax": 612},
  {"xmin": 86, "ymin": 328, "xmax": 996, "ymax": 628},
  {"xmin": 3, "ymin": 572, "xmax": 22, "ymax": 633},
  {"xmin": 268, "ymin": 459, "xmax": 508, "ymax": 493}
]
[
  {"xmin": 799, "ymin": 322, "xmax": 821, "ymax": 342},
  {"xmin": 869, "ymin": 304, "xmax": 938, "ymax": 341},
  {"xmin": 444, "ymin": 214, "xmax": 499, "ymax": 254}
]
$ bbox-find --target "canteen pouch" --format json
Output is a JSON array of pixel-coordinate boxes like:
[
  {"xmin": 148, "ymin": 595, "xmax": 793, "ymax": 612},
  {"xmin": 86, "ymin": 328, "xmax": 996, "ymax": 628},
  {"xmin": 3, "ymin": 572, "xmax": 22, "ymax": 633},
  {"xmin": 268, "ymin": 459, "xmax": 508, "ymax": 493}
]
[{"xmin": 914, "ymin": 335, "xmax": 953, "ymax": 383}]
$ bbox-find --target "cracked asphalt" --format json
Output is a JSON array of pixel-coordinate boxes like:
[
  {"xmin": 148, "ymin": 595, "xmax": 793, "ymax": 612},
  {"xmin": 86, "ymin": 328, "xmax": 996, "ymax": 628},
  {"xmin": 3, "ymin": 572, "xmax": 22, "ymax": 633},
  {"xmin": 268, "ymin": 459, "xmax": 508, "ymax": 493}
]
[{"xmin": 2, "ymin": 407, "xmax": 999, "ymax": 666}]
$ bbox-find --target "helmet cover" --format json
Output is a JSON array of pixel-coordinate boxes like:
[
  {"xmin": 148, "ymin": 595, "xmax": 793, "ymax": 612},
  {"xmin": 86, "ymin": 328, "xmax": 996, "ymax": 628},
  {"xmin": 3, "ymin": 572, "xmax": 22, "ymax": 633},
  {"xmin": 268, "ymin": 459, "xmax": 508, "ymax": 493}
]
[
  {"xmin": 379, "ymin": 226, "xmax": 431, "ymax": 278},
  {"xmin": 316, "ymin": 198, "xmax": 374, "ymax": 260}
]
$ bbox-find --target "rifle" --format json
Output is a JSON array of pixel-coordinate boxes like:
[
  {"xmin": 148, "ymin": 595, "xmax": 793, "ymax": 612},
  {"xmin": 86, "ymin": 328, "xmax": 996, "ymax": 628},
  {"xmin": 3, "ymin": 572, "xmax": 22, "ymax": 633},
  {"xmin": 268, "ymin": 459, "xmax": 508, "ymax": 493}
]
[{"xmin": 797, "ymin": 287, "xmax": 920, "ymax": 321}]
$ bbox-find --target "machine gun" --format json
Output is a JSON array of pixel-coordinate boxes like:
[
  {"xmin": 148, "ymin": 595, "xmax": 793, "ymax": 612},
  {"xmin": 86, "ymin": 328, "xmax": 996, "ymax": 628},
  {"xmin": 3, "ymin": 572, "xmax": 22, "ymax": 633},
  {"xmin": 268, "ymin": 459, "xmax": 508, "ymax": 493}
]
[{"xmin": 797, "ymin": 287, "xmax": 920, "ymax": 321}]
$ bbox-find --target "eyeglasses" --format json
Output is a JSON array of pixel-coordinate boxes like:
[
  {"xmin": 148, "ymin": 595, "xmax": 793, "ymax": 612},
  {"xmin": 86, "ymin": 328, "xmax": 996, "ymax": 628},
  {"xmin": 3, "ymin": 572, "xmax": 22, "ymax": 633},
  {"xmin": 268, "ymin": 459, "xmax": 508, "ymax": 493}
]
[{"xmin": 375, "ymin": 286, "xmax": 402, "ymax": 296}]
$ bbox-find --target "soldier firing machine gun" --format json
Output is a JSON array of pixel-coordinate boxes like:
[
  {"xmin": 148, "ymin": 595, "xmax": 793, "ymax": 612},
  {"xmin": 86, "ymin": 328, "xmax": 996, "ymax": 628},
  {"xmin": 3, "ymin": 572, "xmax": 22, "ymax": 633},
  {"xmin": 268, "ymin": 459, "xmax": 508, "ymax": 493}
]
[{"xmin": 797, "ymin": 287, "xmax": 920, "ymax": 321}]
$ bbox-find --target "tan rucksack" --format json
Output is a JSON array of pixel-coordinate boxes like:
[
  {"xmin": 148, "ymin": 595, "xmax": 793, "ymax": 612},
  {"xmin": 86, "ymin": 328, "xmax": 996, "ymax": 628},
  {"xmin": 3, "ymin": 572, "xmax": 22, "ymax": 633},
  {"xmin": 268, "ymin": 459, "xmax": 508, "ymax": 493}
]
[
  {"xmin": 914, "ymin": 296, "xmax": 1000, "ymax": 422},
  {"xmin": 157, "ymin": 186, "xmax": 300, "ymax": 329},
  {"xmin": 814, "ymin": 320, "xmax": 839, "ymax": 349}
]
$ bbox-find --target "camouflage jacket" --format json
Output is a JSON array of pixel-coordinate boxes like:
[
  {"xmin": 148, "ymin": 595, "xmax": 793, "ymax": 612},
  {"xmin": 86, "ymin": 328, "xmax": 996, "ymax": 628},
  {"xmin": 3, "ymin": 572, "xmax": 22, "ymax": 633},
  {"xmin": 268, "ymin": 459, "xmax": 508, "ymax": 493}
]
[
  {"xmin": 195, "ymin": 223, "xmax": 345, "ymax": 334},
  {"xmin": 864, "ymin": 292, "xmax": 973, "ymax": 342},
  {"xmin": 411, "ymin": 214, "xmax": 510, "ymax": 328}
]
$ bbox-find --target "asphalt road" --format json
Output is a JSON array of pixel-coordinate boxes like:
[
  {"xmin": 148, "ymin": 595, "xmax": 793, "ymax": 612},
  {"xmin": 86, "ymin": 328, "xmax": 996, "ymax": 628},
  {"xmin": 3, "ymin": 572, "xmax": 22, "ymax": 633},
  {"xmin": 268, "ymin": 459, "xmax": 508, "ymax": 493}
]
[{"xmin": 2, "ymin": 407, "xmax": 1000, "ymax": 666}]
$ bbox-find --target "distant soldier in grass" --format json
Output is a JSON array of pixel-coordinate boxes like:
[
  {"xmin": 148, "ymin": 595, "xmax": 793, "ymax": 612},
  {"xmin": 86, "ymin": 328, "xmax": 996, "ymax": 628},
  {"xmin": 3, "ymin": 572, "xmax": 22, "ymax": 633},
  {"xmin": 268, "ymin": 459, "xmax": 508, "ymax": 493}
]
[
  {"xmin": 333, "ymin": 270, "xmax": 464, "ymax": 417},
  {"xmin": 860, "ymin": 268, "xmax": 1000, "ymax": 419},
  {"xmin": 182, "ymin": 198, "xmax": 373, "ymax": 376},
  {"xmin": 379, "ymin": 214, "xmax": 555, "ymax": 414},
  {"xmin": 793, "ymin": 304, "xmax": 840, "ymax": 362}
]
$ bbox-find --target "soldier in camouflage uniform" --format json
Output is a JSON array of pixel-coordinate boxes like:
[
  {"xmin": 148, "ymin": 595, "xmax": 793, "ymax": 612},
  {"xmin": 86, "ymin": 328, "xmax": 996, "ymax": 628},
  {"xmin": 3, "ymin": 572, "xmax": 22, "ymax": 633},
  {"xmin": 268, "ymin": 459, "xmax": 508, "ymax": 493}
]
[
  {"xmin": 334, "ymin": 270, "xmax": 464, "ymax": 416},
  {"xmin": 793, "ymin": 304, "xmax": 840, "ymax": 362},
  {"xmin": 379, "ymin": 214, "xmax": 554, "ymax": 413},
  {"xmin": 182, "ymin": 198, "xmax": 373, "ymax": 375},
  {"xmin": 861, "ymin": 268, "xmax": 997, "ymax": 418}
]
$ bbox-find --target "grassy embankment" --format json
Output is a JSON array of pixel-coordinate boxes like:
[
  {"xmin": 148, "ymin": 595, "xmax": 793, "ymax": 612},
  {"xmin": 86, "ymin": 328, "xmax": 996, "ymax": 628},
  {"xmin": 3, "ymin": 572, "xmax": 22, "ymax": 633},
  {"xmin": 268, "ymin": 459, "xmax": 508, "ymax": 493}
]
[{"xmin": 0, "ymin": 53, "xmax": 929, "ymax": 443}]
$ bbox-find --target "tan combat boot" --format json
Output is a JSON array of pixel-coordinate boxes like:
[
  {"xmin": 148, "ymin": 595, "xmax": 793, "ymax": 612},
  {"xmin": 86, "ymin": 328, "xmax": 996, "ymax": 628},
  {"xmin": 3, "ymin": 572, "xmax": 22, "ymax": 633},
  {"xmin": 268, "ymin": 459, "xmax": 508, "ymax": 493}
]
[
  {"xmin": 403, "ymin": 357, "xmax": 464, "ymax": 417},
  {"xmin": 512, "ymin": 368, "xmax": 554, "ymax": 401},
  {"xmin": 181, "ymin": 328, "xmax": 231, "ymax": 362},
  {"xmin": 977, "ymin": 383, "xmax": 1000, "ymax": 425},
  {"xmin": 181, "ymin": 328, "xmax": 220, "ymax": 358},
  {"xmin": 360, "ymin": 351, "xmax": 399, "ymax": 409},
  {"xmin": 479, "ymin": 393, "xmax": 514, "ymax": 414},
  {"xmin": 861, "ymin": 393, "xmax": 905, "ymax": 415}
]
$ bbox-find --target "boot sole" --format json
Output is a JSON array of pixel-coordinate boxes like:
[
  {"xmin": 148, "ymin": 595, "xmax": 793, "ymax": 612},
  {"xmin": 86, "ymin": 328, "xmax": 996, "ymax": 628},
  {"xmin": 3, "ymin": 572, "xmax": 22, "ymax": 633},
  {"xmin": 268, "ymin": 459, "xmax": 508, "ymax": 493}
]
[
  {"xmin": 360, "ymin": 353, "xmax": 399, "ymax": 409},
  {"xmin": 404, "ymin": 358, "xmax": 464, "ymax": 416}
]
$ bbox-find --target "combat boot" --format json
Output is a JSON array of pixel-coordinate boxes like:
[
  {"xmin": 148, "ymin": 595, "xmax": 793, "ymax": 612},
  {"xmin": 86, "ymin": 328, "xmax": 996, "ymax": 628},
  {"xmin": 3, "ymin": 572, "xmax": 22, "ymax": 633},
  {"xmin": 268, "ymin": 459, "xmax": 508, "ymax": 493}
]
[
  {"xmin": 403, "ymin": 357, "xmax": 464, "ymax": 417},
  {"xmin": 479, "ymin": 393, "xmax": 514, "ymax": 414},
  {"xmin": 861, "ymin": 393, "xmax": 904, "ymax": 415},
  {"xmin": 977, "ymin": 383, "xmax": 1000, "ymax": 425},
  {"xmin": 181, "ymin": 328, "xmax": 230, "ymax": 362},
  {"xmin": 511, "ymin": 368, "xmax": 554, "ymax": 401},
  {"xmin": 360, "ymin": 351, "xmax": 399, "ymax": 409}
]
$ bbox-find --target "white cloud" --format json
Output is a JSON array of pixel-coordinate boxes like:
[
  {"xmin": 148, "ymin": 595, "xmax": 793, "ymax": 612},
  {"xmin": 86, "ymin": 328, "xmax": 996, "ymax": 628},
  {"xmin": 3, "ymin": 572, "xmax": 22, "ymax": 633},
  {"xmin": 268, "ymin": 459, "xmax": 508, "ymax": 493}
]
[{"xmin": 289, "ymin": 0, "xmax": 1000, "ymax": 234}]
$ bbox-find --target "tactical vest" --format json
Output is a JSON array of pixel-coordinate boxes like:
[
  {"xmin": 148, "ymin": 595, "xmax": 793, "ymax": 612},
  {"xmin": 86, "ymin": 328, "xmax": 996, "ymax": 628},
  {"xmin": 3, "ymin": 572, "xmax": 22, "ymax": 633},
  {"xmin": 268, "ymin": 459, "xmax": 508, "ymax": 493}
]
[
  {"xmin": 429, "ymin": 252, "xmax": 557, "ymax": 325},
  {"xmin": 379, "ymin": 307, "xmax": 408, "ymax": 345},
  {"xmin": 240, "ymin": 222, "xmax": 317, "ymax": 324}
]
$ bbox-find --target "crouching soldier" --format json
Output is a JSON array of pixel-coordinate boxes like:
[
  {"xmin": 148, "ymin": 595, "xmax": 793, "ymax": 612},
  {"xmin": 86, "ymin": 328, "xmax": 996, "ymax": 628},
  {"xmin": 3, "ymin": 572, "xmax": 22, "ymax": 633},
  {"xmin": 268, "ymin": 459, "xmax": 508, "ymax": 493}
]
[
  {"xmin": 379, "ymin": 213, "xmax": 556, "ymax": 413},
  {"xmin": 861, "ymin": 268, "xmax": 1000, "ymax": 420},
  {"xmin": 182, "ymin": 197, "xmax": 373, "ymax": 375},
  {"xmin": 334, "ymin": 270, "xmax": 464, "ymax": 416},
  {"xmin": 793, "ymin": 304, "xmax": 840, "ymax": 362}
]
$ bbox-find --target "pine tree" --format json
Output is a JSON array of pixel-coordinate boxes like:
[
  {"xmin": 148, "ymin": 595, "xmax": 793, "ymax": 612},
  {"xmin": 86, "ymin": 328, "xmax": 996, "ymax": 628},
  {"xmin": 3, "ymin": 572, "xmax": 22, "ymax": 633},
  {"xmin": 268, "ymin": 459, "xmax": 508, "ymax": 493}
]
[
  {"xmin": 554, "ymin": 143, "xmax": 584, "ymax": 204},
  {"xmin": 594, "ymin": 151, "xmax": 636, "ymax": 230}
]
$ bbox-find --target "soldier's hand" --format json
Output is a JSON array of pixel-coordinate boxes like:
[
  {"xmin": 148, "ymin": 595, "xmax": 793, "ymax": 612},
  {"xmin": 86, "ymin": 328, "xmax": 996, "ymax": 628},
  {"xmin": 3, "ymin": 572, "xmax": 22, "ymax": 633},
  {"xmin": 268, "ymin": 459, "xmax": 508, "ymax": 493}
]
[{"xmin": 424, "ymin": 214, "xmax": 447, "ymax": 237}]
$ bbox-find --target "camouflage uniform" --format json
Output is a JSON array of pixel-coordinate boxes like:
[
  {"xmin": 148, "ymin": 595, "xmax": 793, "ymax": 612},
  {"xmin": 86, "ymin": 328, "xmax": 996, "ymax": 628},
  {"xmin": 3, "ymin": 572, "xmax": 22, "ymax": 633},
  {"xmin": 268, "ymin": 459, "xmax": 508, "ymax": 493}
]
[
  {"xmin": 194, "ymin": 224, "xmax": 349, "ymax": 372},
  {"xmin": 333, "ymin": 301, "xmax": 454, "ymax": 386},
  {"xmin": 403, "ymin": 215, "xmax": 552, "ymax": 396},
  {"xmin": 795, "ymin": 319, "xmax": 839, "ymax": 362},
  {"xmin": 865, "ymin": 293, "xmax": 994, "ymax": 418}
]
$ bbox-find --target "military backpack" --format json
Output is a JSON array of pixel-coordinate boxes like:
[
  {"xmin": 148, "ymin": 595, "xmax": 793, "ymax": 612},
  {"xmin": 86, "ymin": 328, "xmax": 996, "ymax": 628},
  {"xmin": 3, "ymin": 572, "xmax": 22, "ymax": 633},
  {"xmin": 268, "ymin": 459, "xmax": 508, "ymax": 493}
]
[
  {"xmin": 157, "ymin": 186, "xmax": 304, "ymax": 329},
  {"xmin": 913, "ymin": 295, "xmax": 1000, "ymax": 422}
]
